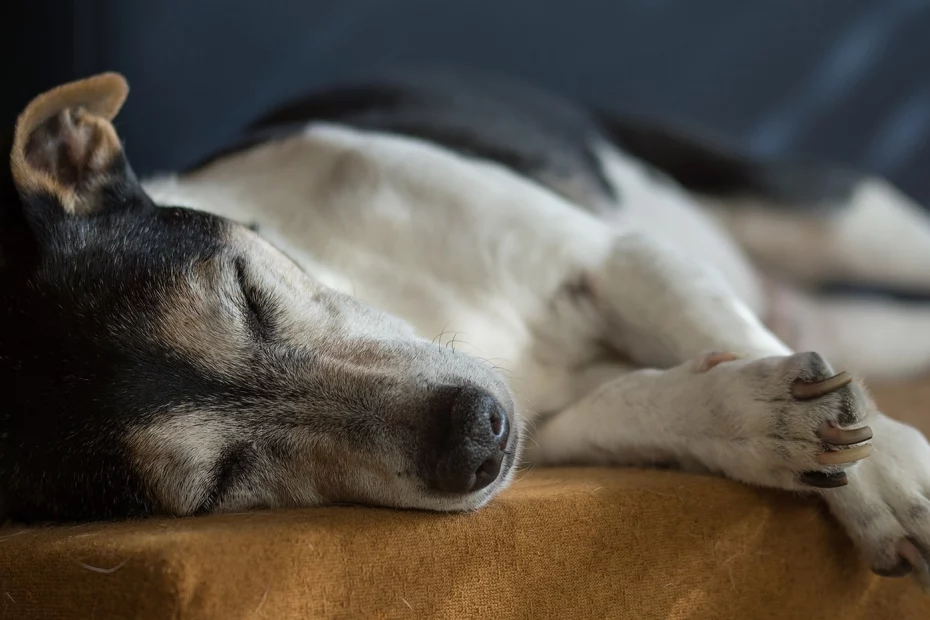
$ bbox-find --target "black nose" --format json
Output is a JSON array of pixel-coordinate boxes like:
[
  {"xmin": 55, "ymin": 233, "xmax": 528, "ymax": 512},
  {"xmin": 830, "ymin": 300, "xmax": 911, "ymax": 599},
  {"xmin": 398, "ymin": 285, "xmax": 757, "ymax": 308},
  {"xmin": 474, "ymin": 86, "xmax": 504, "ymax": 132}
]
[{"xmin": 429, "ymin": 387, "xmax": 511, "ymax": 494}]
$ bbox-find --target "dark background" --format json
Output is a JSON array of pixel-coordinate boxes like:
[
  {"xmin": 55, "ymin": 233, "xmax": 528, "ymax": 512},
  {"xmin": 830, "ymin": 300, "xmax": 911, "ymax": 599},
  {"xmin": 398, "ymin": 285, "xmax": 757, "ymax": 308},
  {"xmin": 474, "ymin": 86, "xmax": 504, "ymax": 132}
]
[{"xmin": 4, "ymin": 0, "xmax": 929, "ymax": 205}]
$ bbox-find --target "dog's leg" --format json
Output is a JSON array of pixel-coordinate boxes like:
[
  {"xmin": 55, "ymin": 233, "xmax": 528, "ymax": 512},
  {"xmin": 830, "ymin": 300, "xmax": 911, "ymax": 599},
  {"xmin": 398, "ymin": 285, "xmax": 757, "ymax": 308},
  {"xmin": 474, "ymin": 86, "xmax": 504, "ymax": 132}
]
[
  {"xmin": 548, "ymin": 233, "xmax": 930, "ymax": 585},
  {"xmin": 704, "ymin": 177, "xmax": 930, "ymax": 294},
  {"xmin": 766, "ymin": 278, "xmax": 930, "ymax": 379},
  {"xmin": 583, "ymin": 232, "xmax": 791, "ymax": 367},
  {"xmin": 530, "ymin": 351, "xmax": 874, "ymax": 491},
  {"xmin": 541, "ymin": 233, "xmax": 864, "ymax": 491},
  {"xmin": 531, "ymin": 352, "xmax": 930, "ymax": 585},
  {"xmin": 597, "ymin": 115, "xmax": 930, "ymax": 294}
]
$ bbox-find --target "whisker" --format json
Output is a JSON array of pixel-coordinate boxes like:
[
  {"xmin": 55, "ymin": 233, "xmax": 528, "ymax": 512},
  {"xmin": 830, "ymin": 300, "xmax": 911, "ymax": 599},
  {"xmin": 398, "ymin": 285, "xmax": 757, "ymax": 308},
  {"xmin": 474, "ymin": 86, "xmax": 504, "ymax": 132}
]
[{"xmin": 432, "ymin": 323, "xmax": 451, "ymax": 346}]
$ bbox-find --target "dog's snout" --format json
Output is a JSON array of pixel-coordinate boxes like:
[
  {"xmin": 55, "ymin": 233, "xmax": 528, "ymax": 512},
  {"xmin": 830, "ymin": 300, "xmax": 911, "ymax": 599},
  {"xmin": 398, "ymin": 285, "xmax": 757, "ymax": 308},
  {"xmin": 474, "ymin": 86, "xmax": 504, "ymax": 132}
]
[{"xmin": 429, "ymin": 386, "xmax": 511, "ymax": 495}]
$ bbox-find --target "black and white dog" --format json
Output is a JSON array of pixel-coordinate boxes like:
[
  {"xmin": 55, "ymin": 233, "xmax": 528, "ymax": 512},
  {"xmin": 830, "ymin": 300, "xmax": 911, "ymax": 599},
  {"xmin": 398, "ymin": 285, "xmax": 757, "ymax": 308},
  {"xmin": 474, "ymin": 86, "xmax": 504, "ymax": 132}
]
[{"xmin": 3, "ymin": 68, "xmax": 930, "ymax": 588}]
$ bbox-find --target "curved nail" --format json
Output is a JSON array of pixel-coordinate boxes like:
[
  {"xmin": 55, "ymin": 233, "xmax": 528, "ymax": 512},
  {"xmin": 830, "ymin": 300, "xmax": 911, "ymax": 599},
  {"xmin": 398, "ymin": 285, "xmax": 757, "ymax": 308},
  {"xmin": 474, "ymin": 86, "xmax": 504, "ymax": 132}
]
[
  {"xmin": 873, "ymin": 557, "xmax": 913, "ymax": 578},
  {"xmin": 897, "ymin": 538, "xmax": 930, "ymax": 592},
  {"xmin": 817, "ymin": 422, "xmax": 873, "ymax": 446},
  {"xmin": 817, "ymin": 444, "xmax": 872, "ymax": 465},
  {"xmin": 792, "ymin": 371, "xmax": 853, "ymax": 401}
]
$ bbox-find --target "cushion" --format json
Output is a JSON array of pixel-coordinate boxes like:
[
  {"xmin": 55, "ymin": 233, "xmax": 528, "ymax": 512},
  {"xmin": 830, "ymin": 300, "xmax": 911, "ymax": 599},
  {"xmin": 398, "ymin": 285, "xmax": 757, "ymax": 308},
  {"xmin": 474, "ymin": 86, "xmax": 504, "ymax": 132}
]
[{"xmin": 1, "ymin": 380, "xmax": 929, "ymax": 619}]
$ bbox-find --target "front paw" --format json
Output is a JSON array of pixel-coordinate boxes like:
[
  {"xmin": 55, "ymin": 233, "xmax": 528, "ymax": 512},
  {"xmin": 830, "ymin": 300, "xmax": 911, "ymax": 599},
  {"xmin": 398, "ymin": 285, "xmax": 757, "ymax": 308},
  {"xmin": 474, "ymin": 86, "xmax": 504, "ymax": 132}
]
[
  {"xmin": 821, "ymin": 414, "xmax": 930, "ymax": 592},
  {"xmin": 693, "ymin": 350, "xmax": 875, "ymax": 490}
]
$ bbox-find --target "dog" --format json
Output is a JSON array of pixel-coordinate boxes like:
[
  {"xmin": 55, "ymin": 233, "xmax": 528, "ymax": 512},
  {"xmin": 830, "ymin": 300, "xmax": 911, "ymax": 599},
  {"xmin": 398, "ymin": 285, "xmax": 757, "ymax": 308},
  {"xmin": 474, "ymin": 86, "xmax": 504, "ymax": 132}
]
[{"xmin": 3, "ymin": 68, "xmax": 930, "ymax": 589}]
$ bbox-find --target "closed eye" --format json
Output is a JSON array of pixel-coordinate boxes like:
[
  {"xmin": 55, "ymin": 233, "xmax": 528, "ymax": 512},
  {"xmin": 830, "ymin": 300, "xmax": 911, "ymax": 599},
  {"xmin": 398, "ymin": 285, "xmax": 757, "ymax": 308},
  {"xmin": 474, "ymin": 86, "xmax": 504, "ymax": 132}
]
[{"xmin": 233, "ymin": 257, "xmax": 274, "ymax": 341}]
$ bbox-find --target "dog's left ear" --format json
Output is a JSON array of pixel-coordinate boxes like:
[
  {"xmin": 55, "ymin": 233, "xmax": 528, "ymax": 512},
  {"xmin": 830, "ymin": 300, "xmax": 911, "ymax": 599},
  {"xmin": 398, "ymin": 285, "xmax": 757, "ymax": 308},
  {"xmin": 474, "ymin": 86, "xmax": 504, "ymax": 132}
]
[{"xmin": 9, "ymin": 72, "xmax": 136, "ymax": 216}]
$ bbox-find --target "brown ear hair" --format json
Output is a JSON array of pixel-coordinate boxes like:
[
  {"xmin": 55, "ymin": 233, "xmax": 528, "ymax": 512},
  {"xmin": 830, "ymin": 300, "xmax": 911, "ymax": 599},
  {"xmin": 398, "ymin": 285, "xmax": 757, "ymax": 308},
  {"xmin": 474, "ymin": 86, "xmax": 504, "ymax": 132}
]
[{"xmin": 9, "ymin": 73, "xmax": 130, "ymax": 215}]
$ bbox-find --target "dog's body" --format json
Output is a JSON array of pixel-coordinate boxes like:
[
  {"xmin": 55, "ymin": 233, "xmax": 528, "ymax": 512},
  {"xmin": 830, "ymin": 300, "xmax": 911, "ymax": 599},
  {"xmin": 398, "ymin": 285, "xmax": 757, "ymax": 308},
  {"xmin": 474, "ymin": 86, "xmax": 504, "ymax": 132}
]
[{"xmin": 4, "ymin": 69, "xmax": 930, "ymax": 586}]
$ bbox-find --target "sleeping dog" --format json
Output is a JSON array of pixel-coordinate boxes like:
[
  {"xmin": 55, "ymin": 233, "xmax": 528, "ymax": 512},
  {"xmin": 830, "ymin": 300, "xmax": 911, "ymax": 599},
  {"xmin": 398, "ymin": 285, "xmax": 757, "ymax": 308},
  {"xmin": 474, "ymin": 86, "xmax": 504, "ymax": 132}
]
[{"xmin": 4, "ymin": 69, "xmax": 930, "ymax": 588}]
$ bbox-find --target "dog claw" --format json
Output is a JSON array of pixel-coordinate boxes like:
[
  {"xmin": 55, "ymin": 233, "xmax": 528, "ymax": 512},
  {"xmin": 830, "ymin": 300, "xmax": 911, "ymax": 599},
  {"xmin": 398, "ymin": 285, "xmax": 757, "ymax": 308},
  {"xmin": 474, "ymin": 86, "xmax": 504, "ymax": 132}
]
[
  {"xmin": 817, "ymin": 444, "xmax": 872, "ymax": 465},
  {"xmin": 817, "ymin": 421, "xmax": 873, "ymax": 446},
  {"xmin": 897, "ymin": 538, "xmax": 930, "ymax": 592},
  {"xmin": 798, "ymin": 470, "xmax": 848, "ymax": 488},
  {"xmin": 873, "ymin": 558, "xmax": 913, "ymax": 578},
  {"xmin": 791, "ymin": 371, "xmax": 853, "ymax": 401}
]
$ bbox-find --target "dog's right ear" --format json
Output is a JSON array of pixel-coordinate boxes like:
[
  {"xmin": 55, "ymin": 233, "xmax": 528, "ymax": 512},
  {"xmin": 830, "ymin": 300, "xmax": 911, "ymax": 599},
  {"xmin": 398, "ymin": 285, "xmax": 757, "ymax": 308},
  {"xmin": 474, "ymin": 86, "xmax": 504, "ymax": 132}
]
[{"xmin": 9, "ymin": 73, "xmax": 142, "ymax": 217}]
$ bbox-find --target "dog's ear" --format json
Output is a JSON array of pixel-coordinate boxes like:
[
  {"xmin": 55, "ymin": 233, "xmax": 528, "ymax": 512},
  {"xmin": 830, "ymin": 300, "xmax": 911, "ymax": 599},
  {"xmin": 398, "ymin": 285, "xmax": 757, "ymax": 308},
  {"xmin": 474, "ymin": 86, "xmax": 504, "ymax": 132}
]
[{"xmin": 9, "ymin": 73, "xmax": 137, "ymax": 216}]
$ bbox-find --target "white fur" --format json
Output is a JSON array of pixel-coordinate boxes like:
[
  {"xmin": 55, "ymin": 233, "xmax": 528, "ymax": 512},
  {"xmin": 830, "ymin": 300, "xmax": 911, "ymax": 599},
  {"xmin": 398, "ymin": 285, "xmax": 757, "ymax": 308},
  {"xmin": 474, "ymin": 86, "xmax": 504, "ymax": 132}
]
[
  {"xmin": 597, "ymin": 144, "xmax": 767, "ymax": 315},
  {"xmin": 144, "ymin": 122, "xmax": 930, "ymax": 584},
  {"xmin": 703, "ymin": 177, "xmax": 930, "ymax": 292},
  {"xmin": 527, "ymin": 353, "xmax": 872, "ymax": 490},
  {"xmin": 766, "ymin": 279, "xmax": 930, "ymax": 379}
]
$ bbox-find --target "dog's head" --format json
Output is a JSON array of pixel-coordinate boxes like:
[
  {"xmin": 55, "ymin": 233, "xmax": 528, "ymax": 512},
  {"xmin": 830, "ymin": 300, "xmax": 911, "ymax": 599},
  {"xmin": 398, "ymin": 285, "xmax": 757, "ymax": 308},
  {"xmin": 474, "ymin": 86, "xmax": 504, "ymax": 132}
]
[{"xmin": 0, "ymin": 74, "xmax": 521, "ymax": 522}]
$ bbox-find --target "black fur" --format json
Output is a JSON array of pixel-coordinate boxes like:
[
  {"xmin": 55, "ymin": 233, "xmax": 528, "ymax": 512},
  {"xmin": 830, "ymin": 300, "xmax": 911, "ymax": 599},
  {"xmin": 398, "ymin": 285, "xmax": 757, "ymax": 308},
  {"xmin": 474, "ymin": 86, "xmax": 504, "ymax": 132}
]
[
  {"xmin": 0, "ymin": 128, "xmax": 261, "ymax": 521},
  {"xmin": 190, "ymin": 69, "xmax": 621, "ymax": 211},
  {"xmin": 0, "ymin": 152, "xmax": 227, "ymax": 520},
  {"xmin": 191, "ymin": 68, "xmax": 862, "ymax": 215},
  {"xmin": 596, "ymin": 113, "xmax": 862, "ymax": 210}
]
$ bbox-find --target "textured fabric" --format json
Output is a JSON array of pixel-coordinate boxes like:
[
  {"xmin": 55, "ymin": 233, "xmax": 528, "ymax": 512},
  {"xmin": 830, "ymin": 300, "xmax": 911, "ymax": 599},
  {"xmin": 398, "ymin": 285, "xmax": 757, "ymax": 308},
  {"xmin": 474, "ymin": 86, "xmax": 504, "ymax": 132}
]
[{"xmin": 1, "ymin": 380, "xmax": 928, "ymax": 620}]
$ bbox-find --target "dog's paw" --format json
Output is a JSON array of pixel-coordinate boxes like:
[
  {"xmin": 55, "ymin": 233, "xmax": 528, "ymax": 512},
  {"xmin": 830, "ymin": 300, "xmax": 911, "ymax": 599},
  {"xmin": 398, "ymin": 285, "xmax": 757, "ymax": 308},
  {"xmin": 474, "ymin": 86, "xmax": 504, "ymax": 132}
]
[
  {"xmin": 821, "ymin": 413, "xmax": 930, "ymax": 591},
  {"xmin": 694, "ymin": 351, "xmax": 930, "ymax": 591},
  {"xmin": 691, "ymin": 350, "xmax": 875, "ymax": 491}
]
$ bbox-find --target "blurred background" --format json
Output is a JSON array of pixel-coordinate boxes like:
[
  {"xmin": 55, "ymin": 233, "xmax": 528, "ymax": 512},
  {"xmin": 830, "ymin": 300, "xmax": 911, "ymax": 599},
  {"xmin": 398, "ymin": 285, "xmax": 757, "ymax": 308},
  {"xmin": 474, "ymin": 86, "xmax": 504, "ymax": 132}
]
[{"xmin": 4, "ymin": 0, "xmax": 929, "ymax": 205}]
